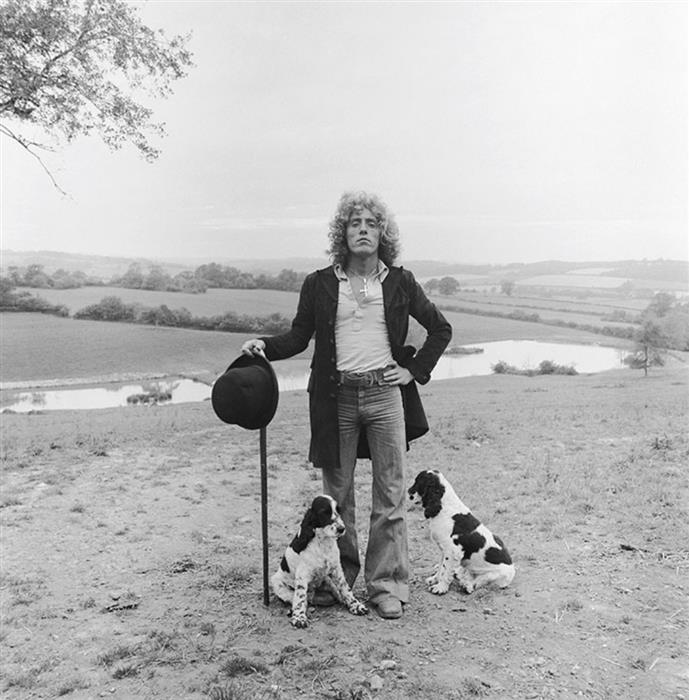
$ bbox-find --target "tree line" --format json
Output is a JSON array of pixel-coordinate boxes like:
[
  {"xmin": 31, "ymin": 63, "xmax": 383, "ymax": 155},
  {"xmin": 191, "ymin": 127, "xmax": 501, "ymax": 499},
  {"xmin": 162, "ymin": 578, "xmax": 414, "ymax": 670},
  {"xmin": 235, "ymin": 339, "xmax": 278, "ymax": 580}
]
[
  {"xmin": 0, "ymin": 282, "xmax": 292, "ymax": 336},
  {"xmin": 3, "ymin": 262, "xmax": 307, "ymax": 293},
  {"xmin": 424, "ymin": 276, "xmax": 516, "ymax": 296},
  {"xmin": 73, "ymin": 296, "xmax": 291, "ymax": 334},
  {"xmin": 1, "ymin": 269, "xmax": 686, "ymax": 357},
  {"xmin": 436, "ymin": 292, "xmax": 688, "ymax": 352}
]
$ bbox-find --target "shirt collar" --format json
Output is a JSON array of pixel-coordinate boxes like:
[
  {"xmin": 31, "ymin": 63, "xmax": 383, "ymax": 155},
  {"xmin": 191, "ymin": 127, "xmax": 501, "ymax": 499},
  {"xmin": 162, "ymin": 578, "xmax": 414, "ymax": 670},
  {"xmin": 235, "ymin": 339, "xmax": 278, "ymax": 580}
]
[{"xmin": 334, "ymin": 260, "xmax": 389, "ymax": 282}]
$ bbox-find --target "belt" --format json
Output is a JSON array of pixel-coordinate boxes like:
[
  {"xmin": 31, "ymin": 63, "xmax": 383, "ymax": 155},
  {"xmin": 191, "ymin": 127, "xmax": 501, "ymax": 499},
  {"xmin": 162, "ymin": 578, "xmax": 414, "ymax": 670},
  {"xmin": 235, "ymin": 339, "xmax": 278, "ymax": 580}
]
[{"xmin": 338, "ymin": 367, "xmax": 391, "ymax": 387}]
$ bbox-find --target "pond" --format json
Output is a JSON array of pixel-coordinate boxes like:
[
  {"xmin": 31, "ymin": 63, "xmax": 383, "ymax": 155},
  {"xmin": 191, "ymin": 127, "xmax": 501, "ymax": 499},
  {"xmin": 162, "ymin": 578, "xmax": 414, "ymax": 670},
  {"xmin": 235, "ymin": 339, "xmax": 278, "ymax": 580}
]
[
  {"xmin": 1, "ymin": 340, "xmax": 627, "ymax": 413},
  {"xmin": 2, "ymin": 378, "xmax": 211, "ymax": 414},
  {"xmin": 433, "ymin": 340, "xmax": 626, "ymax": 380},
  {"xmin": 276, "ymin": 340, "xmax": 627, "ymax": 390}
]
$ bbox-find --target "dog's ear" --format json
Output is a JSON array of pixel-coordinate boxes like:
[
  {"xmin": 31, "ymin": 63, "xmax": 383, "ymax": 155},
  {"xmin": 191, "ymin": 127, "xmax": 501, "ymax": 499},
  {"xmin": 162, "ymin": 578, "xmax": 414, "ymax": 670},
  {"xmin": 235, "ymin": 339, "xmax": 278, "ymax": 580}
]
[
  {"xmin": 408, "ymin": 471, "xmax": 426, "ymax": 497},
  {"xmin": 417, "ymin": 471, "xmax": 444, "ymax": 519},
  {"xmin": 289, "ymin": 506, "xmax": 316, "ymax": 553},
  {"xmin": 423, "ymin": 491, "xmax": 442, "ymax": 518},
  {"xmin": 300, "ymin": 506, "xmax": 317, "ymax": 537}
]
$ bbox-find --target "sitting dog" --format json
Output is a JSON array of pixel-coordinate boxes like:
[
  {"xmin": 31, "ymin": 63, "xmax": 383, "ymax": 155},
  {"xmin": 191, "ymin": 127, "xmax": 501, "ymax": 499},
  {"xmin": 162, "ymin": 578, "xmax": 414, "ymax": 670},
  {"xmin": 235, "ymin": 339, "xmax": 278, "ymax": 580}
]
[
  {"xmin": 408, "ymin": 470, "xmax": 515, "ymax": 594},
  {"xmin": 271, "ymin": 494, "xmax": 369, "ymax": 628}
]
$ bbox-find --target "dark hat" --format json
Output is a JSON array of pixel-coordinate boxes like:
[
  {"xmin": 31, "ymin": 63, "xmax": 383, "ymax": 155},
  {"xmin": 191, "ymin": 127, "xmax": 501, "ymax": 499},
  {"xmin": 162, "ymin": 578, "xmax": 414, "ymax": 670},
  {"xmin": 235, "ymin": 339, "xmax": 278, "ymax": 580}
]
[{"xmin": 211, "ymin": 354, "xmax": 279, "ymax": 429}]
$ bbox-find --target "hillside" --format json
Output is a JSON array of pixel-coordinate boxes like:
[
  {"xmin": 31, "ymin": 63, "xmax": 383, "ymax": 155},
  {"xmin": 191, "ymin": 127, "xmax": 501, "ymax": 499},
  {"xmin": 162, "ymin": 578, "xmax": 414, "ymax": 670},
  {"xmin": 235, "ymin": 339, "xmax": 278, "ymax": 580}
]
[{"xmin": 1, "ymin": 250, "xmax": 687, "ymax": 289}]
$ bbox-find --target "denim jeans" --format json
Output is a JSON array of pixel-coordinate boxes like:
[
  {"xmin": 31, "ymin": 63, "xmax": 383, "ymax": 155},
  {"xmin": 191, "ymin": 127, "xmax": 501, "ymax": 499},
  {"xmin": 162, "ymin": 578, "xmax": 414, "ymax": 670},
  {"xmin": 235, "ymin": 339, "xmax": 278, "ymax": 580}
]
[{"xmin": 321, "ymin": 383, "xmax": 409, "ymax": 604}]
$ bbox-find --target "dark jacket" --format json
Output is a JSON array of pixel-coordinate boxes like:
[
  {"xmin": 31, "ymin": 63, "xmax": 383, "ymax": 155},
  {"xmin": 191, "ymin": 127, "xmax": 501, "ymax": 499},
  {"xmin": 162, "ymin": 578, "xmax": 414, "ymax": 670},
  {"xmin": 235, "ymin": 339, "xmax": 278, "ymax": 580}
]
[{"xmin": 261, "ymin": 265, "xmax": 452, "ymax": 468}]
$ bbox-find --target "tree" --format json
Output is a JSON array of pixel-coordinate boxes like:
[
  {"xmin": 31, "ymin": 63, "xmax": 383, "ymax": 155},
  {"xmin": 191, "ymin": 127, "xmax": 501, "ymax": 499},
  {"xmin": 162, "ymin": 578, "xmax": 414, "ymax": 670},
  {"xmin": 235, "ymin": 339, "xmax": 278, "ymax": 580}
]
[
  {"xmin": 118, "ymin": 262, "xmax": 144, "ymax": 289},
  {"xmin": 142, "ymin": 265, "xmax": 171, "ymax": 291},
  {"xmin": 624, "ymin": 320, "xmax": 666, "ymax": 376},
  {"xmin": 438, "ymin": 276, "xmax": 460, "ymax": 296},
  {"xmin": 424, "ymin": 278, "xmax": 439, "ymax": 294},
  {"xmin": 500, "ymin": 279, "xmax": 516, "ymax": 296},
  {"xmin": 646, "ymin": 292, "xmax": 675, "ymax": 318},
  {"xmin": 640, "ymin": 293, "xmax": 689, "ymax": 351},
  {"xmin": 0, "ymin": 0, "xmax": 193, "ymax": 189},
  {"xmin": 23, "ymin": 263, "xmax": 52, "ymax": 287},
  {"xmin": 74, "ymin": 295, "xmax": 137, "ymax": 321},
  {"xmin": 276, "ymin": 268, "xmax": 300, "ymax": 291}
]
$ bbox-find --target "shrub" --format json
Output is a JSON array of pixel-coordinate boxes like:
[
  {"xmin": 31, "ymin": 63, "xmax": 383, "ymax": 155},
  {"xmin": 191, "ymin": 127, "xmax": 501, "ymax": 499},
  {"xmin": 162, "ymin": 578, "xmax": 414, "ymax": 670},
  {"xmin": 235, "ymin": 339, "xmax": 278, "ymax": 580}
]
[
  {"xmin": 0, "ymin": 283, "xmax": 69, "ymax": 316},
  {"xmin": 538, "ymin": 360, "xmax": 577, "ymax": 375},
  {"xmin": 74, "ymin": 296, "xmax": 138, "ymax": 322},
  {"xmin": 491, "ymin": 360, "xmax": 577, "ymax": 376}
]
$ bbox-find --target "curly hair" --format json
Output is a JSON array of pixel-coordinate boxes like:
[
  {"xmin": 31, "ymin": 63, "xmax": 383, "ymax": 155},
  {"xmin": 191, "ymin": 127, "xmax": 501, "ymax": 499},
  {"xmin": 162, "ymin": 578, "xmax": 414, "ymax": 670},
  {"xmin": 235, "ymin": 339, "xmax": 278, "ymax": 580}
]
[{"xmin": 326, "ymin": 191, "xmax": 401, "ymax": 268}]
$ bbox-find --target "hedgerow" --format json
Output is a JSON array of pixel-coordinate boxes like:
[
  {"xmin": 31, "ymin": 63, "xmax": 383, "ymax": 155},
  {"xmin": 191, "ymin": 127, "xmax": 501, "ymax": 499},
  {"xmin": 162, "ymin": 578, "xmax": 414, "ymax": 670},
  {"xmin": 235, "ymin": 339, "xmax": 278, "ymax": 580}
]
[
  {"xmin": 73, "ymin": 296, "xmax": 291, "ymax": 334},
  {"xmin": 0, "ymin": 282, "xmax": 68, "ymax": 316},
  {"xmin": 437, "ymin": 303, "xmax": 637, "ymax": 343},
  {"xmin": 492, "ymin": 360, "xmax": 578, "ymax": 376}
]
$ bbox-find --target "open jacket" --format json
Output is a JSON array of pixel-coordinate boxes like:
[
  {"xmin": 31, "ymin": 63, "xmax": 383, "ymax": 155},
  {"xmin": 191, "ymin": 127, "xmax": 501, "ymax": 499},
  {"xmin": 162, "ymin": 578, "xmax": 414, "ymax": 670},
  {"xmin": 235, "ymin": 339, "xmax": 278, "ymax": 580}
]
[{"xmin": 261, "ymin": 265, "xmax": 452, "ymax": 469}]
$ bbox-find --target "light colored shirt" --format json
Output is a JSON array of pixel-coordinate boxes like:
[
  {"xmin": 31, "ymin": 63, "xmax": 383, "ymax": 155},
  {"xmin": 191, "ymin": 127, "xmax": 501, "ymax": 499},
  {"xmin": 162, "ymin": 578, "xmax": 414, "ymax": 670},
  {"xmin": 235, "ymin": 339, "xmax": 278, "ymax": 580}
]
[{"xmin": 334, "ymin": 262, "xmax": 394, "ymax": 372}]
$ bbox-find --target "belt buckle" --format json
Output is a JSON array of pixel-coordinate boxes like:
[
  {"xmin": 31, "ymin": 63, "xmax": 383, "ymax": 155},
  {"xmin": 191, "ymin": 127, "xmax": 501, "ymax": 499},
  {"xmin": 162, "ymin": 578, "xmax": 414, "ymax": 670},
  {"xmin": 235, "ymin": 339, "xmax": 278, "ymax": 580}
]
[{"xmin": 364, "ymin": 371, "xmax": 375, "ymax": 387}]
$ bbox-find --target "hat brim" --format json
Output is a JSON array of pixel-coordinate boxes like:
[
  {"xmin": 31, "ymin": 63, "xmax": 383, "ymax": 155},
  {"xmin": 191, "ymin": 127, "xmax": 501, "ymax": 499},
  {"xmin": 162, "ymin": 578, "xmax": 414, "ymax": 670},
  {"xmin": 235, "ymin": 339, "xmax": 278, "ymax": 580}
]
[{"xmin": 211, "ymin": 353, "xmax": 279, "ymax": 429}]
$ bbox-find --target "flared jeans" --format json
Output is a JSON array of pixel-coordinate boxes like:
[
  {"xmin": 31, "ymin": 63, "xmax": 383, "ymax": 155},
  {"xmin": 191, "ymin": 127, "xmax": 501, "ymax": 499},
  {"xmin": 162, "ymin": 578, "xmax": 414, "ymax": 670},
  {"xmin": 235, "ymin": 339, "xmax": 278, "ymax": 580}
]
[{"xmin": 321, "ymin": 383, "xmax": 409, "ymax": 604}]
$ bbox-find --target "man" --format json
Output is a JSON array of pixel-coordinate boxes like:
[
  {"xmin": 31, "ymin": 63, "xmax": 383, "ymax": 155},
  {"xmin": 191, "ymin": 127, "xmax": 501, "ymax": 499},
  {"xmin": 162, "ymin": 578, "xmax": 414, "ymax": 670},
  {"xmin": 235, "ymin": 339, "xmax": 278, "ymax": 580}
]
[{"xmin": 241, "ymin": 191, "xmax": 451, "ymax": 618}]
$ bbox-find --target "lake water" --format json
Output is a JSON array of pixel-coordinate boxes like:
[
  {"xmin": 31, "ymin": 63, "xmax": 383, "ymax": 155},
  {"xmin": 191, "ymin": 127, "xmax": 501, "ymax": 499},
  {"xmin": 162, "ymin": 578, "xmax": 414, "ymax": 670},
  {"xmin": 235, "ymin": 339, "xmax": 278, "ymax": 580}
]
[
  {"xmin": 1, "ymin": 341, "xmax": 626, "ymax": 413},
  {"xmin": 2, "ymin": 378, "xmax": 211, "ymax": 413}
]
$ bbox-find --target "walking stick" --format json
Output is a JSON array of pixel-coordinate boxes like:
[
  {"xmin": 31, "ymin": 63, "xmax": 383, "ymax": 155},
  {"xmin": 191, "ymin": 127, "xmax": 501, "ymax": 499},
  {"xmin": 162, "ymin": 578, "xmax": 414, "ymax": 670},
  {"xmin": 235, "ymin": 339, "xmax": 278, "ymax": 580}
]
[
  {"xmin": 259, "ymin": 425, "xmax": 270, "ymax": 606},
  {"xmin": 210, "ymin": 352, "xmax": 278, "ymax": 608}
]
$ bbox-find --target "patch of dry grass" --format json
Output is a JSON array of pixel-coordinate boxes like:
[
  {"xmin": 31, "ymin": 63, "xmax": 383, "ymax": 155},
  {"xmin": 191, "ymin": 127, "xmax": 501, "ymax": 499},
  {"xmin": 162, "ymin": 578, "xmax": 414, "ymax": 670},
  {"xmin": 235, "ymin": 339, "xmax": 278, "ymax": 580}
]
[{"xmin": 0, "ymin": 363, "xmax": 687, "ymax": 699}]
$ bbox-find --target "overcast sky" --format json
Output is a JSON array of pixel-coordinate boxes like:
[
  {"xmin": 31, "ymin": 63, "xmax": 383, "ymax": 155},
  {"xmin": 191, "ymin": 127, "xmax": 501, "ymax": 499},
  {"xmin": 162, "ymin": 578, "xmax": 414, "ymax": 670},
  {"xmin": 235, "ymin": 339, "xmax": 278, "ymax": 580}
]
[{"xmin": 2, "ymin": 1, "xmax": 687, "ymax": 265}]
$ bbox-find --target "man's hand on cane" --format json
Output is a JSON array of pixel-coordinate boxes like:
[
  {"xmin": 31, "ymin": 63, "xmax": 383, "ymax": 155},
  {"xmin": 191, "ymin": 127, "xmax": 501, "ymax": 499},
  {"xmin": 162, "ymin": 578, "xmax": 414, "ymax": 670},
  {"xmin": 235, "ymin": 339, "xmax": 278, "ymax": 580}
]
[{"xmin": 241, "ymin": 339, "xmax": 266, "ymax": 357}]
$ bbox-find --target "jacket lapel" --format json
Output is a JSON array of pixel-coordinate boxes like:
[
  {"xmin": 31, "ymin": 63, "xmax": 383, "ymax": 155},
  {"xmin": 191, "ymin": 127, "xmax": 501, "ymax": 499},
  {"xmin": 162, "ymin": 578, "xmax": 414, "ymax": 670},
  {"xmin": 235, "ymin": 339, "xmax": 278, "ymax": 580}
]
[
  {"xmin": 382, "ymin": 266, "xmax": 403, "ymax": 315},
  {"xmin": 318, "ymin": 266, "xmax": 339, "ymax": 302}
]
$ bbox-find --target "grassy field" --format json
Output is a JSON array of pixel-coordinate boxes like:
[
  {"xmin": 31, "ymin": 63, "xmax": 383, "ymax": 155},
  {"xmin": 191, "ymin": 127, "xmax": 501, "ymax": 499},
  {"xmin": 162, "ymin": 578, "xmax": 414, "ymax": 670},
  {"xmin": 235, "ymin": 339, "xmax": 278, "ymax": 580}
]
[
  {"xmin": 24, "ymin": 284, "xmax": 651, "ymax": 327},
  {"xmin": 515, "ymin": 274, "xmax": 682, "ymax": 291},
  {"xmin": 0, "ymin": 364, "xmax": 687, "ymax": 699},
  {"xmin": 1, "ymin": 280, "xmax": 687, "ymax": 698},
  {"xmin": 0, "ymin": 310, "xmax": 634, "ymax": 387},
  {"xmin": 0, "ymin": 313, "xmax": 248, "ymax": 387},
  {"xmin": 21, "ymin": 286, "xmax": 303, "ymax": 318},
  {"xmin": 437, "ymin": 292, "xmax": 650, "ymax": 315},
  {"xmin": 12, "ymin": 284, "xmax": 653, "ymax": 370}
]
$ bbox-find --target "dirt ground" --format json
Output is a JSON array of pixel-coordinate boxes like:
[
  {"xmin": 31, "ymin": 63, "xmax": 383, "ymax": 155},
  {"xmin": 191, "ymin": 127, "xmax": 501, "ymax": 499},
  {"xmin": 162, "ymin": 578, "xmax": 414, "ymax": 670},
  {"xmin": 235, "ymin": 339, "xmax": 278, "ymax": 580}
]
[{"xmin": 1, "ymin": 364, "xmax": 688, "ymax": 699}]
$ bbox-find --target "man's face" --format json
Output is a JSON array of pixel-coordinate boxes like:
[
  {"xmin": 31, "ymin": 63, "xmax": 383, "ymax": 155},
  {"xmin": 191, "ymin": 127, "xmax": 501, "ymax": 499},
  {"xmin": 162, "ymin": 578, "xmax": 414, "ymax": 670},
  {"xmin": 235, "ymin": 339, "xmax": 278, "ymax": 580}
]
[{"xmin": 346, "ymin": 207, "xmax": 381, "ymax": 258}]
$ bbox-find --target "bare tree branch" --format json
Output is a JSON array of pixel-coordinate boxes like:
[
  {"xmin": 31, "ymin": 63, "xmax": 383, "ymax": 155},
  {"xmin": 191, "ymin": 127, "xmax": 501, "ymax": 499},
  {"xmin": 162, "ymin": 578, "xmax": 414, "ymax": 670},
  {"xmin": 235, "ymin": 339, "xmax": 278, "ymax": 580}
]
[{"xmin": 0, "ymin": 122, "xmax": 68, "ymax": 196}]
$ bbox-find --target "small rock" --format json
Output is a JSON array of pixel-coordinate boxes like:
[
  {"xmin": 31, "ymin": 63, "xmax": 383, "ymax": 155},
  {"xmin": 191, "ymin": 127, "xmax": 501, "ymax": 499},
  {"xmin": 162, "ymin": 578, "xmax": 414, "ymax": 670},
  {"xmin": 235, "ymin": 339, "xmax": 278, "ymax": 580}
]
[
  {"xmin": 368, "ymin": 674, "xmax": 384, "ymax": 691},
  {"xmin": 379, "ymin": 660, "xmax": 397, "ymax": 671},
  {"xmin": 108, "ymin": 591, "xmax": 121, "ymax": 601}
]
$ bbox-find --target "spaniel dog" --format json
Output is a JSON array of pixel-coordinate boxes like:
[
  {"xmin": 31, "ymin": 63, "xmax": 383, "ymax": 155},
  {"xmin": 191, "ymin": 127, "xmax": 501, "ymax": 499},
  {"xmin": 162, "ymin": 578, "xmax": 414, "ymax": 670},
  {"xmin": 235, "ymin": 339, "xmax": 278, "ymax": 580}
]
[
  {"xmin": 408, "ymin": 470, "xmax": 515, "ymax": 595},
  {"xmin": 271, "ymin": 494, "xmax": 369, "ymax": 628}
]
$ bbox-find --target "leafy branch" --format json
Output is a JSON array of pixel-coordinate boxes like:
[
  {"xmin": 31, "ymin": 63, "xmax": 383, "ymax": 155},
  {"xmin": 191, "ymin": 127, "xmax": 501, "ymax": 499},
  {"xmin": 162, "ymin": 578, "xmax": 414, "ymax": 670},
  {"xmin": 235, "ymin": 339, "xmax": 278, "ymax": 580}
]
[{"xmin": 0, "ymin": 0, "xmax": 193, "ymax": 190}]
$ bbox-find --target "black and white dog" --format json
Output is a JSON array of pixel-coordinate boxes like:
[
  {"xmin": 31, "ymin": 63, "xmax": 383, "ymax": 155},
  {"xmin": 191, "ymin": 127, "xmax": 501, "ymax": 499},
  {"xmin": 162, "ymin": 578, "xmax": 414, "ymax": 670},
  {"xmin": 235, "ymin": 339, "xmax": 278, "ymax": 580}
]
[
  {"xmin": 271, "ymin": 495, "xmax": 369, "ymax": 628},
  {"xmin": 408, "ymin": 470, "xmax": 515, "ymax": 594}
]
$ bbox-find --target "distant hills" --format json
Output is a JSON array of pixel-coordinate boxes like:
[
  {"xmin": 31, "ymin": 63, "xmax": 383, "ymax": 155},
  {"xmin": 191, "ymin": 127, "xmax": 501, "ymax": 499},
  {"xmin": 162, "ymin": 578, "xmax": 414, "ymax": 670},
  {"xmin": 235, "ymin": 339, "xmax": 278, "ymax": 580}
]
[{"xmin": 1, "ymin": 250, "xmax": 687, "ymax": 289}]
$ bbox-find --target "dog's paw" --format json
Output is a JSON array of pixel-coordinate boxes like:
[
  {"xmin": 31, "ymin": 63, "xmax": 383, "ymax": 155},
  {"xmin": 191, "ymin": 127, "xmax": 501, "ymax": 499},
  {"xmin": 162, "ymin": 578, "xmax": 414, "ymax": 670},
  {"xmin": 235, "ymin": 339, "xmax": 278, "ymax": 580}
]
[
  {"xmin": 455, "ymin": 572, "xmax": 475, "ymax": 594},
  {"xmin": 348, "ymin": 601, "xmax": 369, "ymax": 616},
  {"xmin": 428, "ymin": 581, "xmax": 449, "ymax": 595},
  {"xmin": 290, "ymin": 614, "xmax": 308, "ymax": 628}
]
